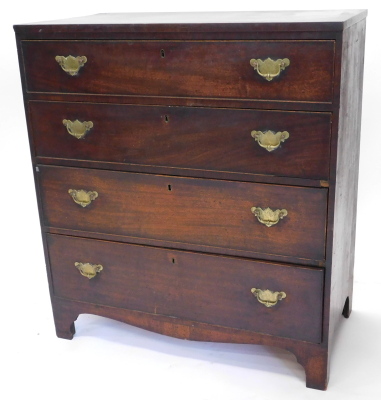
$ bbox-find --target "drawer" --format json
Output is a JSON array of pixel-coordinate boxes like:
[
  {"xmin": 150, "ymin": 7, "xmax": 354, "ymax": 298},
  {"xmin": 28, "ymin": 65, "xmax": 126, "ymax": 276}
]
[
  {"xmin": 39, "ymin": 166, "xmax": 327, "ymax": 261},
  {"xmin": 22, "ymin": 40, "xmax": 334, "ymax": 102},
  {"xmin": 30, "ymin": 101, "xmax": 332, "ymax": 180},
  {"xmin": 47, "ymin": 234, "xmax": 324, "ymax": 343}
]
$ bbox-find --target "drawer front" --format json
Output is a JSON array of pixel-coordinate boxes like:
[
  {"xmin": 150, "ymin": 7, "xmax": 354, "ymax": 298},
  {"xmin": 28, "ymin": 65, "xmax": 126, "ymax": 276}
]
[
  {"xmin": 39, "ymin": 166, "xmax": 327, "ymax": 261},
  {"xmin": 23, "ymin": 40, "xmax": 334, "ymax": 102},
  {"xmin": 30, "ymin": 101, "xmax": 331, "ymax": 180},
  {"xmin": 47, "ymin": 234, "xmax": 324, "ymax": 343}
]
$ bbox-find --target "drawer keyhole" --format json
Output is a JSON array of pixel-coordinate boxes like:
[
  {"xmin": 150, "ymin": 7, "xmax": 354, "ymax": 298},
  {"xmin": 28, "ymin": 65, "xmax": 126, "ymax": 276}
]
[
  {"xmin": 164, "ymin": 114, "xmax": 169, "ymax": 123},
  {"xmin": 168, "ymin": 184, "xmax": 172, "ymax": 191},
  {"xmin": 160, "ymin": 49, "xmax": 165, "ymax": 58}
]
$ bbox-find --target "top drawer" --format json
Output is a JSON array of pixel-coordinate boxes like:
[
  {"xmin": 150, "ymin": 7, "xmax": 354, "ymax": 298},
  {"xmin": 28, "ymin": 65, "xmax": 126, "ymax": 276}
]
[{"xmin": 22, "ymin": 40, "xmax": 335, "ymax": 103}]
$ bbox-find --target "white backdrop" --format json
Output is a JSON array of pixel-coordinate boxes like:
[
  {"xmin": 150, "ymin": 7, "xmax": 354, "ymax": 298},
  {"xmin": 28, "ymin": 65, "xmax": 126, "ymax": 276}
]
[{"xmin": 1, "ymin": 2, "xmax": 380, "ymax": 399}]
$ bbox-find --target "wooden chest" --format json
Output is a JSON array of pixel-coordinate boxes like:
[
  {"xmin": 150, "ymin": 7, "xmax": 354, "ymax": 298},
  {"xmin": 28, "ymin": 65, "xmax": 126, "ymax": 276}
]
[{"xmin": 14, "ymin": 10, "xmax": 367, "ymax": 390}]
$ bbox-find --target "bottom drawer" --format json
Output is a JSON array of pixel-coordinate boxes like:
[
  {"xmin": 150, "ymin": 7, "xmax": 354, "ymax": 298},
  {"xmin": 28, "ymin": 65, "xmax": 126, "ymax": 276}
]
[{"xmin": 47, "ymin": 234, "xmax": 324, "ymax": 343}]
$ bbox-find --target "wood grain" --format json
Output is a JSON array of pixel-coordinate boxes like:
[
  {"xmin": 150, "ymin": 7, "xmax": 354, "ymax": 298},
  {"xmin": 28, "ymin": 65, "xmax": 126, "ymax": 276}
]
[
  {"xmin": 52, "ymin": 295, "xmax": 328, "ymax": 388},
  {"xmin": 22, "ymin": 40, "xmax": 335, "ymax": 103},
  {"xmin": 29, "ymin": 101, "xmax": 332, "ymax": 180},
  {"xmin": 48, "ymin": 234, "xmax": 324, "ymax": 343},
  {"xmin": 328, "ymin": 19, "xmax": 366, "ymax": 342},
  {"xmin": 14, "ymin": 10, "xmax": 367, "ymax": 36},
  {"xmin": 25, "ymin": 91, "xmax": 336, "ymax": 112},
  {"xmin": 39, "ymin": 166, "xmax": 328, "ymax": 261},
  {"xmin": 14, "ymin": 10, "xmax": 368, "ymax": 391}
]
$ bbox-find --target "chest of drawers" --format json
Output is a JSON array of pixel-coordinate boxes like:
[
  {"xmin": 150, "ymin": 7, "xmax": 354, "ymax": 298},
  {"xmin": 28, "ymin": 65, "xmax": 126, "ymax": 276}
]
[{"xmin": 14, "ymin": 10, "xmax": 367, "ymax": 390}]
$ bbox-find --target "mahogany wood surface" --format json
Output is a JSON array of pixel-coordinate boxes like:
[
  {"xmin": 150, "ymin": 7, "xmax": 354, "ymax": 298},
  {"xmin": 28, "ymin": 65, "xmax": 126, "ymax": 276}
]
[
  {"xmin": 43, "ymin": 226, "xmax": 325, "ymax": 267},
  {"xmin": 14, "ymin": 10, "xmax": 367, "ymax": 391},
  {"xmin": 38, "ymin": 165, "xmax": 327, "ymax": 261},
  {"xmin": 35, "ymin": 158, "xmax": 331, "ymax": 189},
  {"xmin": 14, "ymin": 10, "xmax": 367, "ymax": 35},
  {"xmin": 327, "ymin": 18, "xmax": 366, "ymax": 344},
  {"xmin": 47, "ymin": 234, "xmax": 324, "ymax": 343},
  {"xmin": 29, "ymin": 101, "xmax": 331, "ymax": 180},
  {"xmin": 25, "ymin": 91, "xmax": 336, "ymax": 112},
  {"xmin": 52, "ymin": 295, "xmax": 328, "ymax": 389},
  {"xmin": 22, "ymin": 40, "xmax": 334, "ymax": 103}
]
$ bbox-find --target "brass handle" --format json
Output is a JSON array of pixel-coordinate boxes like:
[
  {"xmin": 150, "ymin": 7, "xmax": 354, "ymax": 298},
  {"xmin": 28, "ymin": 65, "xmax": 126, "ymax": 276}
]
[
  {"xmin": 63, "ymin": 119, "xmax": 94, "ymax": 139},
  {"xmin": 251, "ymin": 207, "xmax": 288, "ymax": 227},
  {"xmin": 75, "ymin": 262, "xmax": 103, "ymax": 279},
  {"xmin": 55, "ymin": 55, "xmax": 87, "ymax": 76},
  {"xmin": 251, "ymin": 130, "xmax": 289, "ymax": 152},
  {"xmin": 68, "ymin": 189, "xmax": 98, "ymax": 207},
  {"xmin": 249, "ymin": 58, "xmax": 290, "ymax": 81},
  {"xmin": 251, "ymin": 288, "xmax": 286, "ymax": 308}
]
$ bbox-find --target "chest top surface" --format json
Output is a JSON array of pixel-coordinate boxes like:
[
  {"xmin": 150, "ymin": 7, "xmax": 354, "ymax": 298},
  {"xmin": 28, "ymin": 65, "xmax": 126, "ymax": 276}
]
[{"xmin": 14, "ymin": 10, "xmax": 367, "ymax": 36}]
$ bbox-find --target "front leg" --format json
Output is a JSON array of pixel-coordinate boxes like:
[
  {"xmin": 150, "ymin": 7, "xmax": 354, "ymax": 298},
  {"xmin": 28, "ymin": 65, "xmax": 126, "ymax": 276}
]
[
  {"xmin": 303, "ymin": 352, "xmax": 328, "ymax": 390},
  {"xmin": 51, "ymin": 298, "xmax": 79, "ymax": 340},
  {"xmin": 291, "ymin": 346, "xmax": 328, "ymax": 390}
]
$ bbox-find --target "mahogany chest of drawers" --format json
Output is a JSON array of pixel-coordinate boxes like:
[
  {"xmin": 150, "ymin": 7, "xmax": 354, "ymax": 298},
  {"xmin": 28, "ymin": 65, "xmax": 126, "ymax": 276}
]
[{"xmin": 14, "ymin": 10, "xmax": 367, "ymax": 390}]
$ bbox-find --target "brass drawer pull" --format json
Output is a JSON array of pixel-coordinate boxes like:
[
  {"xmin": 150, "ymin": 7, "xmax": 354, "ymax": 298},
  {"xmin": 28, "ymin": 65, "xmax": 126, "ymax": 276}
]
[
  {"xmin": 249, "ymin": 57, "xmax": 290, "ymax": 81},
  {"xmin": 251, "ymin": 207, "xmax": 288, "ymax": 227},
  {"xmin": 63, "ymin": 119, "xmax": 94, "ymax": 139},
  {"xmin": 251, "ymin": 130, "xmax": 289, "ymax": 152},
  {"xmin": 55, "ymin": 55, "xmax": 87, "ymax": 76},
  {"xmin": 75, "ymin": 262, "xmax": 103, "ymax": 279},
  {"xmin": 68, "ymin": 189, "xmax": 98, "ymax": 207},
  {"xmin": 251, "ymin": 288, "xmax": 286, "ymax": 308}
]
